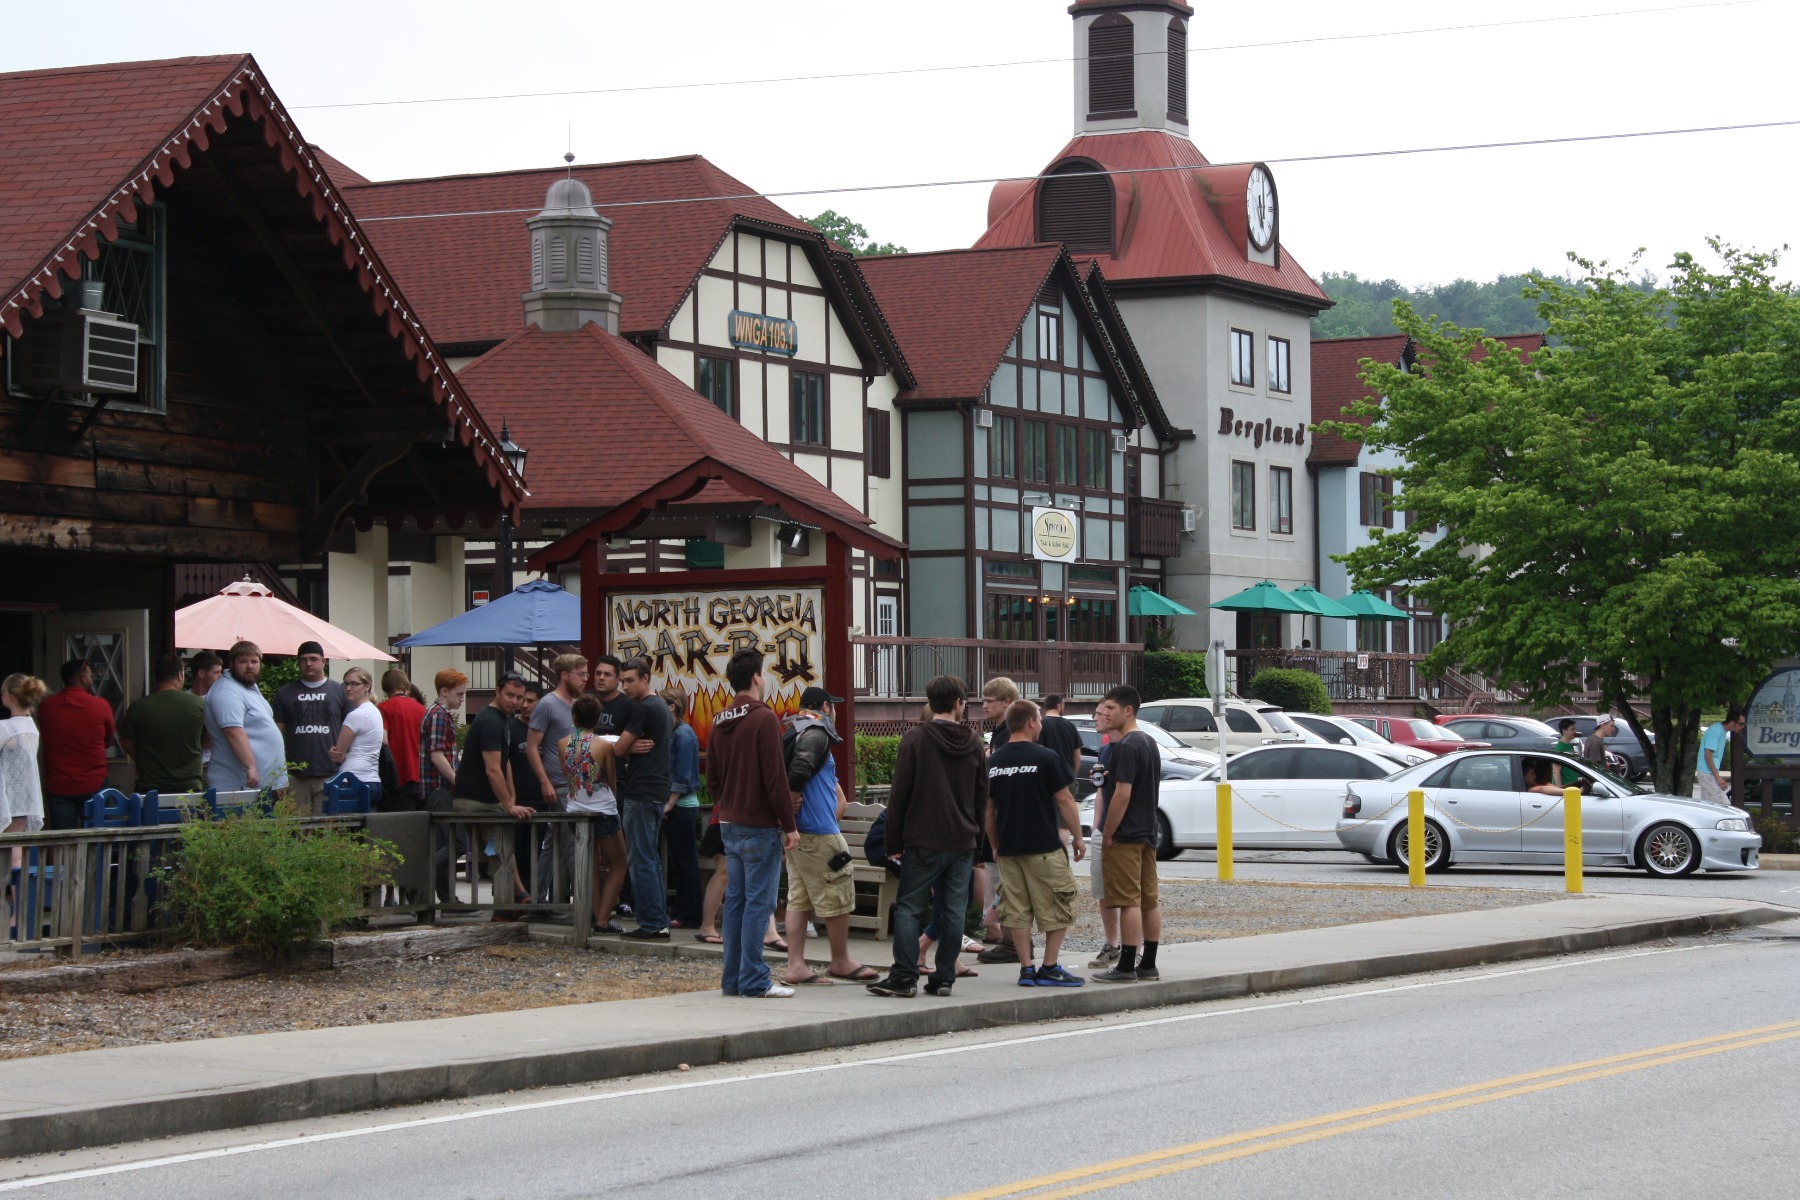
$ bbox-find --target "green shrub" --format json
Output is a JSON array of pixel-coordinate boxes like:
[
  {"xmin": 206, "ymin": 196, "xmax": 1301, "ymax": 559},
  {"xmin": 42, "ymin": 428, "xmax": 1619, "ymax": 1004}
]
[
  {"xmin": 255, "ymin": 656, "xmax": 302, "ymax": 703},
  {"xmin": 1244, "ymin": 667, "xmax": 1332, "ymax": 714},
  {"xmin": 1139, "ymin": 651, "xmax": 1208, "ymax": 703},
  {"xmin": 855, "ymin": 734, "xmax": 902, "ymax": 788},
  {"xmin": 158, "ymin": 799, "xmax": 394, "ymax": 957}
]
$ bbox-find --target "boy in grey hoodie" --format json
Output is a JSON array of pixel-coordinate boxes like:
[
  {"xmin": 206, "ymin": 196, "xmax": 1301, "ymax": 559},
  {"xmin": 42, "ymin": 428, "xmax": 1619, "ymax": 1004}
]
[{"xmin": 867, "ymin": 675, "xmax": 988, "ymax": 999}]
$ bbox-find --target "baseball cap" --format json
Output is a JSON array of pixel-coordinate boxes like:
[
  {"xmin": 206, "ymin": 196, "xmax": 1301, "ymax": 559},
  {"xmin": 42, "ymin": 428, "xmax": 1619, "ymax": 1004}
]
[{"xmin": 799, "ymin": 686, "xmax": 844, "ymax": 709}]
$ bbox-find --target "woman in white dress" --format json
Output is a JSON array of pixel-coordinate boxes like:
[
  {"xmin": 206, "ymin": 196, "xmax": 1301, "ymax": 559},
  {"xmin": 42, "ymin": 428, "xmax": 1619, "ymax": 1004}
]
[
  {"xmin": 2, "ymin": 675, "xmax": 48, "ymax": 869},
  {"xmin": 327, "ymin": 666, "xmax": 386, "ymax": 805}
]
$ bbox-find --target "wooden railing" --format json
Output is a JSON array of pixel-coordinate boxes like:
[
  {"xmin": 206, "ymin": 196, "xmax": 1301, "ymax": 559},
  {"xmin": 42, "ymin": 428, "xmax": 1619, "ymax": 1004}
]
[
  {"xmin": 1227, "ymin": 648, "xmax": 1436, "ymax": 703},
  {"xmin": 852, "ymin": 637, "xmax": 1143, "ymax": 701},
  {"xmin": 1128, "ymin": 496, "xmax": 1185, "ymax": 558}
]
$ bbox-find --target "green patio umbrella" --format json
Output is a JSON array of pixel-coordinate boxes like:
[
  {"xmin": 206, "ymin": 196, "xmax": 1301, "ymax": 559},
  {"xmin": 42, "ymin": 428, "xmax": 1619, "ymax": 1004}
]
[
  {"xmin": 1128, "ymin": 585, "xmax": 1197, "ymax": 617},
  {"xmin": 1287, "ymin": 586, "xmax": 1357, "ymax": 619},
  {"xmin": 1336, "ymin": 590, "xmax": 1411, "ymax": 621},
  {"xmin": 1210, "ymin": 580, "xmax": 1313, "ymax": 613}
]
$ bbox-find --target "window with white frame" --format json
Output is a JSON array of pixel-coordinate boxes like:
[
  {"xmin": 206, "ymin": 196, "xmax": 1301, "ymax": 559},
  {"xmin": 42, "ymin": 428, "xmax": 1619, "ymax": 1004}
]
[
  {"xmin": 1268, "ymin": 336, "xmax": 1291, "ymax": 393},
  {"xmin": 1270, "ymin": 465, "xmax": 1293, "ymax": 534},
  {"xmin": 1230, "ymin": 328, "xmax": 1255, "ymax": 387},
  {"xmin": 1231, "ymin": 460, "xmax": 1256, "ymax": 529}
]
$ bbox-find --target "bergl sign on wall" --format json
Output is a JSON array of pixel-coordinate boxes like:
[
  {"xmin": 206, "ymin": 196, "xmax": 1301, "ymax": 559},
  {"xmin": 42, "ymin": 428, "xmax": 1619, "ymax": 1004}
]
[
  {"xmin": 1744, "ymin": 666, "xmax": 1800, "ymax": 757},
  {"xmin": 607, "ymin": 588, "xmax": 824, "ymax": 745},
  {"xmin": 1030, "ymin": 506, "xmax": 1079, "ymax": 563},
  {"xmin": 727, "ymin": 309, "xmax": 799, "ymax": 357}
]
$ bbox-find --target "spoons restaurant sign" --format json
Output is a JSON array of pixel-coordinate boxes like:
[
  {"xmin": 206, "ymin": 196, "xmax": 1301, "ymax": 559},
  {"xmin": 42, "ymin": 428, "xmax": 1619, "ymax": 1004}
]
[{"xmin": 728, "ymin": 310, "xmax": 799, "ymax": 357}]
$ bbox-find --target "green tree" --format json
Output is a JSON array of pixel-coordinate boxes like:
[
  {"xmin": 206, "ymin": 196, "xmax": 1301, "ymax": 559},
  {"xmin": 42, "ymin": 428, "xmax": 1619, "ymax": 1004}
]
[
  {"xmin": 803, "ymin": 209, "xmax": 907, "ymax": 257},
  {"xmin": 1312, "ymin": 269, "xmax": 1658, "ymax": 339},
  {"xmin": 1322, "ymin": 243, "xmax": 1800, "ymax": 795}
]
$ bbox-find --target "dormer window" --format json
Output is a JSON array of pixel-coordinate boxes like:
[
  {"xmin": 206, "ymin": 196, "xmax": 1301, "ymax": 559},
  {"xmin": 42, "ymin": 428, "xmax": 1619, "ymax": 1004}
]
[
  {"xmin": 1037, "ymin": 161, "xmax": 1114, "ymax": 255},
  {"xmin": 1087, "ymin": 13, "xmax": 1135, "ymax": 119}
]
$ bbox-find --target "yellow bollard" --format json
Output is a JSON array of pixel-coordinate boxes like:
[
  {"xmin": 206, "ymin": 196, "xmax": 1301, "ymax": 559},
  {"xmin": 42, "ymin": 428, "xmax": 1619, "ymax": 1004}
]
[
  {"xmin": 1216, "ymin": 782, "xmax": 1234, "ymax": 882},
  {"xmin": 1407, "ymin": 789, "xmax": 1426, "ymax": 888},
  {"xmin": 1564, "ymin": 786, "xmax": 1583, "ymax": 894}
]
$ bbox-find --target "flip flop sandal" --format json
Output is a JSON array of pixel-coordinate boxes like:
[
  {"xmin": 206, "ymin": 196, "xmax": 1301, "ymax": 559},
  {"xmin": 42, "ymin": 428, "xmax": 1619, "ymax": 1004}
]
[
  {"xmin": 785, "ymin": 972, "xmax": 835, "ymax": 986},
  {"xmin": 827, "ymin": 965, "xmax": 882, "ymax": 982},
  {"xmin": 764, "ymin": 939, "xmax": 789, "ymax": 952},
  {"xmin": 694, "ymin": 933, "xmax": 724, "ymax": 944}
]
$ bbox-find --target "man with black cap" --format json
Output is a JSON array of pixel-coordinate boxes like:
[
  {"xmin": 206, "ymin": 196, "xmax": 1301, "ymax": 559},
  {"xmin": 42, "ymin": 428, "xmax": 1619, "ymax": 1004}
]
[
  {"xmin": 272, "ymin": 640, "xmax": 345, "ymax": 814},
  {"xmin": 779, "ymin": 685, "xmax": 878, "ymax": 985}
]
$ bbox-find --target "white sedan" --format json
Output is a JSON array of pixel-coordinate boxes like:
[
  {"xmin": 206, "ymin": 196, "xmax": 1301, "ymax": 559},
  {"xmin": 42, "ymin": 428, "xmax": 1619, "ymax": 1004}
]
[{"xmin": 1151, "ymin": 743, "xmax": 1405, "ymax": 858}]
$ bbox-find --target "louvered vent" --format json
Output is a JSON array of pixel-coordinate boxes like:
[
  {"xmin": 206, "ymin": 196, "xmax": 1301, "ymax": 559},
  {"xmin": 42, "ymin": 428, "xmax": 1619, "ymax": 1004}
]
[
  {"xmin": 549, "ymin": 235, "xmax": 568, "ymax": 284},
  {"xmin": 531, "ymin": 235, "xmax": 545, "ymax": 289},
  {"xmin": 1037, "ymin": 163, "xmax": 1114, "ymax": 254},
  {"xmin": 1167, "ymin": 19, "xmax": 1188, "ymax": 121},
  {"xmin": 576, "ymin": 235, "xmax": 595, "ymax": 284},
  {"xmin": 1088, "ymin": 15, "xmax": 1135, "ymax": 117}
]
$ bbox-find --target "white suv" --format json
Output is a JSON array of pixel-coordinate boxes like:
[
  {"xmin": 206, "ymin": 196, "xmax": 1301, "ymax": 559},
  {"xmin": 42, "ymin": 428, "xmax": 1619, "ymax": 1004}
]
[{"xmin": 1136, "ymin": 698, "xmax": 1312, "ymax": 756}]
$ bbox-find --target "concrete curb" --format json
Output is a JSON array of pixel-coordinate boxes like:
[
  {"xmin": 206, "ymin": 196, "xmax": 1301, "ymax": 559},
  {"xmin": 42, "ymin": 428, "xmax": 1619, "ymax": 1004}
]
[{"xmin": 0, "ymin": 902, "xmax": 1790, "ymax": 1159}]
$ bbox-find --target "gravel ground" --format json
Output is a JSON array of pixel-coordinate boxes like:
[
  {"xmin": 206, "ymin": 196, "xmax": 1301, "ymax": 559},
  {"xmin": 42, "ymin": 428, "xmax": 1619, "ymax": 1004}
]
[{"xmin": 0, "ymin": 880, "xmax": 1545, "ymax": 1060}]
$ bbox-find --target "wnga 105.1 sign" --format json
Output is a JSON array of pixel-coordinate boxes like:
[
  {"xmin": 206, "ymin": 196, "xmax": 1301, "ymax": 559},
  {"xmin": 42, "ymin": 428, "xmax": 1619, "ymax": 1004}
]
[{"xmin": 607, "ymin": 588, "xmax": 823, "ymax": 746}]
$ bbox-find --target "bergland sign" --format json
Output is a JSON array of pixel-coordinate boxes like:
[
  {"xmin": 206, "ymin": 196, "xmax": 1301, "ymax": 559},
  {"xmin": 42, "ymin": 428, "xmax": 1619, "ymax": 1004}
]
[
  {"xmin": 1744, "ymin": 666, "xmax": 1800, "ymax": 757},
  {"xmin": 1030, "ymin": 506, "xmax": 1079, "ymax": 563},
  {"xmin": 608, "ymin": 588, "xmax": 823, "ymax": 745}
]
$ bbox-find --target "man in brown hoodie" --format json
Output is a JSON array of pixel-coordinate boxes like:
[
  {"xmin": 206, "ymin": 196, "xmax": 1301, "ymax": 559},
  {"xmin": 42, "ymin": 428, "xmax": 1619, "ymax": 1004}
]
[
  {"xmin": 867, "ymin": 674, "xmax": 988, "ymax": 999},
  {"xmin": 706, "ymin": 649, "xmax": 800, "ymax": 999}
]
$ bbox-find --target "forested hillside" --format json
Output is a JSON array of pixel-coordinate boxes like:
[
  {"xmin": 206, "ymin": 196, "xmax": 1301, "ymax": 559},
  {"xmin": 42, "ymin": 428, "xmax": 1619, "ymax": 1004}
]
[{"xmin": 1312, "ymin": 272, "xmax": 1557, "ymax": 338}]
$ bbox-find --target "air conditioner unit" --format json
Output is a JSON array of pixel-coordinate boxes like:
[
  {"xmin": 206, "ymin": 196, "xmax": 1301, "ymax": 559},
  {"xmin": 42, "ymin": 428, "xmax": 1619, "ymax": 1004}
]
[
  {"xmin": 1111, "ymin": 432, "xmax": 1128, "ymax": 453},
  {"xmin": 15, "ymin": 309, "xmax": 140, "ymax": 395},
  {"xmin": 974, "ymin": 409, "xmax": 994, "ymax": 428},
  {"xmin": 1180, "ymin": 507, "xmax": 1198, "ymax": 534}
]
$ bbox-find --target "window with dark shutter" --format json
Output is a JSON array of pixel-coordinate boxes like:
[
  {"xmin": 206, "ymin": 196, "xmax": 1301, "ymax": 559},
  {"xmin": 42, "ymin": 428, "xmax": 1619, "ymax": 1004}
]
[
  {"xmin": 1088, "ymin": 14, "xmax": 1135, "ymax": 118},
  {"xmin": 868, "ymin": 408, "xmax": 891, "ymax": 478},
  {"xmin": 1037, "ymin": 161, "xmax": 1114, "ymax": 254},
  {"xmin": 1167, "ymin": 18, "xmax": 1188, "ymax": 122}
]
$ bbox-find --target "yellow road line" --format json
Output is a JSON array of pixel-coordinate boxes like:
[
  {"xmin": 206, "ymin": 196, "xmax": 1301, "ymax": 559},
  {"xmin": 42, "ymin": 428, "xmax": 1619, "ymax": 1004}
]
[{"xmin": 945, "ymin": 1019, "xmax": 1800, "ymax": 1200}]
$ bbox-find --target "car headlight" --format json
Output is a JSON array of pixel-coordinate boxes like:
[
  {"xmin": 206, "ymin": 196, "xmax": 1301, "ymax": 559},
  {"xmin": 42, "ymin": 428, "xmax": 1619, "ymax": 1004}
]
[{"xmin": 1714, "ymin": 817, "xmax": 1750, "ymax": 831}]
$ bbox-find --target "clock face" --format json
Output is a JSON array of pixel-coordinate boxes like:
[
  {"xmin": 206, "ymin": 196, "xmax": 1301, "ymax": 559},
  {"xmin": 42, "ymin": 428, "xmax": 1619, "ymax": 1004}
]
[{"xmin": 1246, "ymin": 165, "xmax": 1276, "ymax": 251}]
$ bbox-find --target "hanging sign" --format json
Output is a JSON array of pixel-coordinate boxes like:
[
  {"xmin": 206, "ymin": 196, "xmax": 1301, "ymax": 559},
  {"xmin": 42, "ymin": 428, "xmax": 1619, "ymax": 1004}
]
[
  {"xmin": 1744, "ymin": 666, "xmax": 1800, "ymax": 757},
  {"xmin": 1030, "ymin": 506, "xmax": 1079, "ymax": 563},
  {"xmin": 727, "ymin": 310, "xmax": 799, "ymax": 357}
]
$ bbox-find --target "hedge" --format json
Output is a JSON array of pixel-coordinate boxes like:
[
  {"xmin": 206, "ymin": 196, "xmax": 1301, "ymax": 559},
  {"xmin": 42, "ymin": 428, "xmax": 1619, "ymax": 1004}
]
[
  {"xmin": 1139, "ymin": 651, "xmax": 1208, "ymax": 703},
  {"xmin": 855, "ymin": 733, "xmax": 901, "ymax": 788},
  {"xmin": 1243, "ymin": 667, "xmax": 1332, "ymax": 714}
]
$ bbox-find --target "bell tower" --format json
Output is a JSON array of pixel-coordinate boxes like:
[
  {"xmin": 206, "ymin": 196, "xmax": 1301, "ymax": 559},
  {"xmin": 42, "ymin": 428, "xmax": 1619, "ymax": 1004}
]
[
  {"xmin": 1070, "ymin": 0, "xmax": 1192, "ymax": 137},
  {"xmin": 520, "ymin": 164, "xmax": 624, "ymax": 334}
]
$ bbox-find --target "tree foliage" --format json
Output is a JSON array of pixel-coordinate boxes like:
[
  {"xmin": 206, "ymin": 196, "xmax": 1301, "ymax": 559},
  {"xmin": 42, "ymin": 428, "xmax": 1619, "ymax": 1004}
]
[
  {"xmin": 1322, "ymin": 243, "xmax": 1800, "ymax": 795},
  {"xmin": 803, "ymin": 210, "xmax": 908, "ymax": 257},
  {"xmin": 1139, "ymin": 651, "xmax": 1208, "ymax": 702},
  {"xmin": 1312, "ymin": 269, "xmax": 1657, "ymax": 339},
  {"xmin": 1243, "ymin": 668, "xmax": 1332, "ymax": 715}
]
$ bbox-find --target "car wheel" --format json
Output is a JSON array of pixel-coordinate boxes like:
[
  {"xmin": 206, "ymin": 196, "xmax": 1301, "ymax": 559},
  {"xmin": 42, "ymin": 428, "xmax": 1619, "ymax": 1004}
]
[
  {"xmin": 1388, "ymin": 820, "xmax": 1450, "ymax": 873},
  {"xmin": 1639, "ymin": 822, "xmax": 1700, "ymax": 878},
  {"xmin": 1359, "ymin": 853, "xmax": 1384, "ymax": 865},
  {"xmin": 1155, "ymin": 811, "xmax": 1178, "ymax": 861}
]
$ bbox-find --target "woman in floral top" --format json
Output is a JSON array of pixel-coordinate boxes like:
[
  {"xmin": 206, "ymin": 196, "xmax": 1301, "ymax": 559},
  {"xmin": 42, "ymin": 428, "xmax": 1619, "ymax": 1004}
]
[{"xmin": 561, "ymin": 694, "xmax": 628, "ymax": 932}]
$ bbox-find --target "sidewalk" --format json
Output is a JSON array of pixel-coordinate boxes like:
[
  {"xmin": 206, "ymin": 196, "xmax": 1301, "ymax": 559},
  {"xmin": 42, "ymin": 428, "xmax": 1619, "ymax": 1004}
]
[{"xmin": 0, "ymin": 893, "xmax": 1789, "ymax": 1158}]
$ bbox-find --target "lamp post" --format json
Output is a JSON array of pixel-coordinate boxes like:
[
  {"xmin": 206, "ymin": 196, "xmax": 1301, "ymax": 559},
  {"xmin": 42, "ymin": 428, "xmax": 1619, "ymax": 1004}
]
[{"xmin": 496, "ymin": 422, "xmax": 528, "ymax": 674}]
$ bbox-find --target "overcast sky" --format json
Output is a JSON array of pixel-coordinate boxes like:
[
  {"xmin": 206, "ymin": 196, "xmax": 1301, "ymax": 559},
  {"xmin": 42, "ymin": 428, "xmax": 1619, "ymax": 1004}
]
[{"xmin": 8, "ymin": 0, "xmax": 1795, "ymax": 288}]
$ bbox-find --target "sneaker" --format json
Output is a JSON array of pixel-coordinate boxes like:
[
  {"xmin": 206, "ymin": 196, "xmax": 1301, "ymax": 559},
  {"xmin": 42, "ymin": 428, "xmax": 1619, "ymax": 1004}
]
[
  {"xmin": 749, "ymin": 984, "xmax": 796, "ymax": 998},
  {"xmin": 1017, "ymin": 966, "xmax": 1039, "ymax": 988},
  {"xmin": 977, "ymin": 941, "xmax": 1022, "ymax": 964},
  {"xmin": 1135, "ymin": 967, "xmax": 1161, "ymax": 982},
  {"xmin": 620, "ymin": 927, "xmax": 670, "ymax": 941},
  {"xmin": 866, "ymin": 976, "xmax": 917, "ymax": 998},
  {"xmin": 1034, "ymin": 963, "xmax": 1086, "ymax": 987},
  {"xmin": 1091, "ymin": 967, "xmax": 1139, "ymax": 984},
  {"xmin": 923, "ymin": 979, "xmax": 954, "ymax": 997},
  {"xmin": 594, "ymin": 921, "xmax": 625, "ymax": 935},
  {"xmin": 1088, "ymin": 944, "xmax": 1121, "ymax": 969}
]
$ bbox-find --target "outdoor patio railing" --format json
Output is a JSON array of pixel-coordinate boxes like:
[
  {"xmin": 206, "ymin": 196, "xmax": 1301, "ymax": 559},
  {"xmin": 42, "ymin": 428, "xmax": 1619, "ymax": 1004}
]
[{"xmin": 851, "ymin": 636, "xmax": 1143, "ymax": 701}]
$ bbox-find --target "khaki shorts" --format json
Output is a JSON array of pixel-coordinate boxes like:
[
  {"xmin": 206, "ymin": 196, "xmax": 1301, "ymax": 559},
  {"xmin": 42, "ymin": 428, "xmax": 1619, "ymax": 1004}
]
[
  {"xmin": 786, "ymin": 832, "xmax": 856, "ymax": 919},
  {"xmin": 998, "ymin": 850, "xmax": 1078, "ymax": 932},
  {"xmin": 1101, "ymin": 840, "xmax": 1159, "ymax": 910}
]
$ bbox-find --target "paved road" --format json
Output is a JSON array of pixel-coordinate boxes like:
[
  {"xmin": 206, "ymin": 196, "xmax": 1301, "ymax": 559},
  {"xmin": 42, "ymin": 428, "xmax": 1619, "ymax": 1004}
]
[
  {"xmin": 6, "ymin": 919, "xmax": 1795, "ymax": 1198},
  {"xmin": 1155, "ymin": 848, "xmax": 1800, "ymax": 905}
]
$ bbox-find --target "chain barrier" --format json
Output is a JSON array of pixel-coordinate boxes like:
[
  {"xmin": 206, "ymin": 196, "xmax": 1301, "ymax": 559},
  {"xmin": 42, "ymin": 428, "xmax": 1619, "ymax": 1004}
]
[{"xmin": 1219, "ymin": 787, "xmax": 1567, "ymax": 835}]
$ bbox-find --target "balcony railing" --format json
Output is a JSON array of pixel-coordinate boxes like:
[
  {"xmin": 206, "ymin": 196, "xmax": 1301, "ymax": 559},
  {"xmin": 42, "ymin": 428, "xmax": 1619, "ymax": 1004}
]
[
  {"xmin": 852, "ymin": 637, "xmax": 1143, "ymax": 701},
  {"xmin": 1128, "ymin": 496, "xmax": 1184, "ymax": 558},
  {"xmin": 1227, "ymin": 648, "xmax": 1439, "ymax": 703}
]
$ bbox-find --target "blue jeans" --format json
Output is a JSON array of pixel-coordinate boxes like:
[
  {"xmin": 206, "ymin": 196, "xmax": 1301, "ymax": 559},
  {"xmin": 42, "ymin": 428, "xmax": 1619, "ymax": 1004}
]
[
  {"xmin": 891, "ymin": 848, "xmax": 974, "ymax": 987},
  {"xmin": 721, "ymin": 824, "xmax": 784, "ymax": 997},
  {"xmin": 621, "ymin": 797, "xmax": 669, "ymax": 932}
]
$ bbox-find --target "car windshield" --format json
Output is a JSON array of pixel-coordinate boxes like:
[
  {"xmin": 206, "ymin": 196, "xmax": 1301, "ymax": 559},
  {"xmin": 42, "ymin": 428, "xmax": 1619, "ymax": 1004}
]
[
  {"xmin": 1329, "ymin": 720, "xmax": 1386, "ymax": 746},
  {"xmin": 1373, "ymin": 749, "xmax": 1416, "ymax": 771},
  {"xmin": 1258, "ymin": 709, "xmax": 1302, "ymax": 734},
  {"xmin": 1509, "ymin": 718, "xmax": 1561, "ymax": 737},
  {"xmin": 1408, "ymin": 720, "xmax": 1462, "ymax": 741},
  {"xmin": 1073, "ymin": 720, "xmax": 1188, "ymax": 753}
]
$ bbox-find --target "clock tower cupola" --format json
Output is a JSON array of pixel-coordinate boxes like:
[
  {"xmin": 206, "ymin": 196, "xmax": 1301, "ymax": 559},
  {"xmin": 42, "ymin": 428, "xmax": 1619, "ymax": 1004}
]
[{"xmin": 1070, "ymin": 0, "xmax": 1193, "ymax": 137}]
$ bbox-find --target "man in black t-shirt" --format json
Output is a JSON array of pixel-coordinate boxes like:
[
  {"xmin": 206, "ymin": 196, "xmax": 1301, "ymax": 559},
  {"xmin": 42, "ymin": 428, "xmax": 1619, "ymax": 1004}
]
[
  {"xmin": 589, "ymin": 654, "xmax": 636, "ymax": 737},
  {"xmin": 985, "ymin": 700, "xmax": 1087, "ymax": 987},
  {"xmin": 1038, "ymin": 694, "xmax": 1083, "ymax": 776},
  {"xmin": 451, "ymin": 675, "xmax": 534, "ymax": 917},
  {"xmin": 614, "ymin": 658, "xmax": 673, "ymax": 939},
  {"xmin": 1091, "ymin": 684, "xmax": 1162, "ymax": 984}
]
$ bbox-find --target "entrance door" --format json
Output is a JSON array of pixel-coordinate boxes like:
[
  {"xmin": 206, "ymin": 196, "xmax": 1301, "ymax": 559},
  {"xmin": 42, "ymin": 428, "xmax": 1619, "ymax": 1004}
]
[
  {"xmin": 42, "ymin": 608, "xmax": 149, "ymax": 789},
  {"xmin": 874, "ymin": 594, "xmax": 898, "ymax": 696}
]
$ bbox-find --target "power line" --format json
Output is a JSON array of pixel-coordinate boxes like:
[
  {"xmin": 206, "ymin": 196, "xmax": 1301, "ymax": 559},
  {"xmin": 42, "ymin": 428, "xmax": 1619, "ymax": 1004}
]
[
  {"xmin": 291, "ymin": 0, "xmax": 1765, "ymax": 112},
  {"xmin": 353, "ymin": 115, "xmax": 1800, "ymax": 225}
]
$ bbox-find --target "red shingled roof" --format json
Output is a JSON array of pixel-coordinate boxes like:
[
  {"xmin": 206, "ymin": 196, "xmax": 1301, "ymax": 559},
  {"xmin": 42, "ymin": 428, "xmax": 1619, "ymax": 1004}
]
[
  {"xmin": 457, "ymin": 324, "xmax": 894, "ymax": 550},
  {"xmin": 0, "ymin": 53, "xmax": 527, "ymax": 510},
  {"xmin": 344, "ymin": 157, "xmax": 811, "ymax": 345},
  {"xmin": 976, "ymin": 130, "xmax": 1327, "ymax": 309},
  {"xmin": 1309, "ymin": 332, "xmax": 1548, "ymax": 467},
  {"xmin": 306, "ymin": 144, "xmax": 371, "ymax": 187},
  {"xmin": 858, "ymin": 246, "xmax": 1062, "ymax": 401}
]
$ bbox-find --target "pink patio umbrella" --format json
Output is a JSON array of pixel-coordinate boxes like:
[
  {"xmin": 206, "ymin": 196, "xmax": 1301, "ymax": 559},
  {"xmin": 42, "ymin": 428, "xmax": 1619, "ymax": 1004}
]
[{"xmin": 174, "ymin": 580, "xmax": 396, "ymax": 661}]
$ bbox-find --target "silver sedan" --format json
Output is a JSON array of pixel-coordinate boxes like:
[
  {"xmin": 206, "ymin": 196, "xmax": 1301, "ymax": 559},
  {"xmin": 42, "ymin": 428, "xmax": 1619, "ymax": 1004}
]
[{"xmin": 1336, "ymin": 750, "xmax": 1762, "ymax": 877}]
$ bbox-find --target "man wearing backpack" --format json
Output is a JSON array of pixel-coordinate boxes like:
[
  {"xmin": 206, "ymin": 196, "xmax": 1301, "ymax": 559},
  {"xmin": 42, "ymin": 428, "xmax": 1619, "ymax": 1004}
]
[{"xmin": 778, "ymin": 687, "xmax": 878, "ymax": 985}]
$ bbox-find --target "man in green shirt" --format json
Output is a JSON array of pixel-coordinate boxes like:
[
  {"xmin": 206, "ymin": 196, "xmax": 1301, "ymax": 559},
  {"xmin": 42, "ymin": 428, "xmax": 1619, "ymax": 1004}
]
[
  {"xmin": 120, "ymin": 653, "xmax": 207, "ymax": 795},
  {"xmin": 1551, "ymin": 719, "xmax": 1582, "ymax": 788}
]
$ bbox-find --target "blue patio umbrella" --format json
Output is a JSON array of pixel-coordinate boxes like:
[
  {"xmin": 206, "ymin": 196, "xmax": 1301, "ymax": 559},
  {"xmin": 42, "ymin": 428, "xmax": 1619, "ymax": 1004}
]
[{"xmin": 395, "ymin": 579, "xmax": 581, "ymax": 647}]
